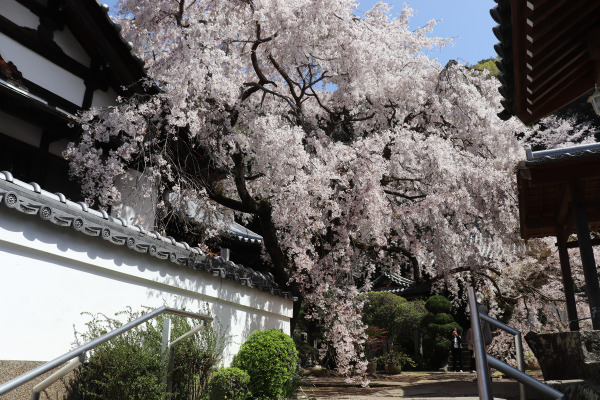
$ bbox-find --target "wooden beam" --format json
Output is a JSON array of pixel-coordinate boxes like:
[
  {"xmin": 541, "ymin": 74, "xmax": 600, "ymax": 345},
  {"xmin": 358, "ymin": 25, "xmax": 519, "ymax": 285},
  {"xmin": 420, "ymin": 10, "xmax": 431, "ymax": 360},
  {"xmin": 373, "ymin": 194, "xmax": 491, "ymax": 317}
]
[
  {"xmin": 556, "ymin": 226, "xmax": 580, "ymax": 331},
  {"xmin": 0, "ymin": 15, "xmax": 89, "ymax": 80},
  {"xmin": 525, "ymin": 159, "xmax": 600, "ymax": 185},
  {"xmin": 590, "ymin": 27, "xmax": 600, "ymax": 84},
  {"xmin": 571, "ymin": 181, "xmax": 600, "ymax": 330},
  {"xmin": 555, "ymin": 182, "xmax": 572, "ymax": 230},
  {"xmin": 562, "ymin": 237, "xmax": 600, "ymax": 249},
  {"xmin": 528, "ymin": 2, "xmax": 599, "ymax": 59}
]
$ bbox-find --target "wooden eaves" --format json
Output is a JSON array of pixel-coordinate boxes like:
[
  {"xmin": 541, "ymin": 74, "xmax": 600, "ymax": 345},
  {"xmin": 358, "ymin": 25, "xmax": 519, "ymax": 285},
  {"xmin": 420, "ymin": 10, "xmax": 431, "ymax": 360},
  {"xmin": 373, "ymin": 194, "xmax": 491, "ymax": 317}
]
[
  {"xmin": 517, "ymin": 144, "xmax": 600, "ymax": 240},
  {"xmin": 492, "ymin": 0, "xmax": 600, "ymax": 125}
]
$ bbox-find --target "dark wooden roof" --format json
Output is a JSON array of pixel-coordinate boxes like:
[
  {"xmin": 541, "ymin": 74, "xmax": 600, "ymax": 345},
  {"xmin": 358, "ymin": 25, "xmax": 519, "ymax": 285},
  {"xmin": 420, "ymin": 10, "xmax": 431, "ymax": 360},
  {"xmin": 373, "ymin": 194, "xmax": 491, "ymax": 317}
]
[
  {"xmin": 517, "ymin": 143, "xmax": 600, "ymax": 239},
  {"xmin": 492, "ymin": 0, "xmax": 600, "ymax": 125},
  {"xmin": 61, "ymin": 0, "xmax": 147, "ymax": 94}
]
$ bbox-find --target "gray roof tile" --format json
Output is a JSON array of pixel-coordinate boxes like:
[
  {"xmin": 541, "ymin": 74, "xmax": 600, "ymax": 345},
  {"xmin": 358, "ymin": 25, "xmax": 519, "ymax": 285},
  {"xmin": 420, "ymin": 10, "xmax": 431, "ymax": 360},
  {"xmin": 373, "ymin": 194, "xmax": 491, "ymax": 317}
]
[{"xmin": 0, "ymin": 172, "xmax": 291, "ymax": 299}]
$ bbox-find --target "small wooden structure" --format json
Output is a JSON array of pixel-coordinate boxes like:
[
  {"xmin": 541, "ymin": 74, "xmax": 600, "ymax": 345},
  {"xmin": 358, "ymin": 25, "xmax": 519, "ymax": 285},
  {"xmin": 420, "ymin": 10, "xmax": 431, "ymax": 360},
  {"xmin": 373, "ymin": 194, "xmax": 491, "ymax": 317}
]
[
  {"xmin": 518, "ymin": 144, "xmax": 600, "ymax": 330},
  {"xmin": 492, "ymin": 0, "xmax": 600, "ymax": 330},
  {"xmin": 492, "ymin": 0, "xmax": 600, "ymax": 125}
]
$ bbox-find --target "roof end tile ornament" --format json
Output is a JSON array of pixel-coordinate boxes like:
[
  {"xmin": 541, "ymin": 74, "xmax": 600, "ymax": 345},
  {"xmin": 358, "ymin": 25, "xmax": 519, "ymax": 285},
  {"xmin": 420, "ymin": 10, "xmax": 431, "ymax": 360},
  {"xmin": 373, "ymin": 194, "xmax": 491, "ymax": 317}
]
[
  {"xmin": 0, "ymin": 171, "xmax": 14, "ymax": 183},
  {"xmin": 0, "ymin": 176, "xmax": 289, "ymax": 298}
]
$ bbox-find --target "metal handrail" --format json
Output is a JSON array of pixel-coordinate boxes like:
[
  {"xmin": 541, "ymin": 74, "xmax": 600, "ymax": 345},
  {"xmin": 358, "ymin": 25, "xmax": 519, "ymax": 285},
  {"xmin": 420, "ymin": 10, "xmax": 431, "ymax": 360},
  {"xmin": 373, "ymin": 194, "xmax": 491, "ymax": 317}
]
[
  {"xmin": 479, "ymin": 313, "xmax": 526, "ymax": 400},
  {"xmin": 467, "ymin": 287, "xmax": 563, "ymax": 400},
  {"xmin": 468, "ymin": 287, "xmax": 493, "ymax": 400},
  {"xmin": 31, "ymin": 355, "xmax": 85, "ymax": 400},
  {"xmin": 162, "ymin": 319, "xmax": 208, "ymax": 398},
  {"xmin": 0, "ymin": 306, "xmax": 213, "ymax": 397}
]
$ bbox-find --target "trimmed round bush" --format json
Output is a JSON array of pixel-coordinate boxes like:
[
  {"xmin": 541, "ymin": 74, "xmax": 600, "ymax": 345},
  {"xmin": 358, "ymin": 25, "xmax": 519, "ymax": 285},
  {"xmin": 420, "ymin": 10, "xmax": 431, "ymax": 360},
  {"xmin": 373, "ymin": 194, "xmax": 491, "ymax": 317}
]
[
  {"xmin": 205, "ymin": 367, "xmax": 251, "ymax": 400},
  {"xmin": 421, "ymin": 295, "xmax": 461, "ymax": 369},
  {"xmin": 232, "ymin": 329, "xmax": 298, "ymax": 400},
  {"xmin": 425, "ymin": 295, "xmax": 452, "ymax": 314}
]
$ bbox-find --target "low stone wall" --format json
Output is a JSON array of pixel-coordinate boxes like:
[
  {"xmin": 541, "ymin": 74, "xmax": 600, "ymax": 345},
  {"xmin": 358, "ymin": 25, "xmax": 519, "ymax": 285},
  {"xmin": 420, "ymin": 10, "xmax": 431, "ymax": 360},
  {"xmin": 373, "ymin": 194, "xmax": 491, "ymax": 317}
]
[
  {"xmin": 547, "ymin": 379, "xmax": 600, "ymax": 400},
  {"xmin": 0, "ymin": 360, "xmax": 72, "ymax": 400},
  {"xmin": 525, "ymin": 331, "xmax": 600, "ymax": 380}
]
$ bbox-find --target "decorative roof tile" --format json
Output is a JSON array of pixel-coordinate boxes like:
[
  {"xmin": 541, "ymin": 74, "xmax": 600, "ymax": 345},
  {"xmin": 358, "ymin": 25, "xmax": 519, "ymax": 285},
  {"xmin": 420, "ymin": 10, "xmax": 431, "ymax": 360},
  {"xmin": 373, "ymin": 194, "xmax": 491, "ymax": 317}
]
[
  {"xmin": 524, "ymin": 143, "xmax": 600, "ymax": 166},
  {"xmin": 490, "ymin": 0, "xmax": 514, "ymax": 121},
  {"xmin": 0, "ymin": 171, "xmax": 291, "ymax": 299},
  {"xmin": 93, "ymin": 0, "xmax": 146, "ymax": 71}
]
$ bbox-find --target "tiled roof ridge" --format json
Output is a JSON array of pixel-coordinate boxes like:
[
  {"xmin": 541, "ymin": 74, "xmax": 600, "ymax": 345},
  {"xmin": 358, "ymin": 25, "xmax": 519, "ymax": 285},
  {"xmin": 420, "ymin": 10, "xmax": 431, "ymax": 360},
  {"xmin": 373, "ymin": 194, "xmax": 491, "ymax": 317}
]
[
  {"xmin": 0, "ymin": 171, "xmax": 292, "ymax": 299},
  {"xmin": 524, "ymin": 142, "xmax": 600, "ymax": 165},
  {"xmin": 383, "ymin": 271, "xmax": 415, "ymax": 287},
  {"xmin": 93, "ymin": 0, "xmax": 146, "ymax": 71},
  {"xmin": 490, "ymin": 0, "xmax": 515, "ymax": 121},
  {"xmin": 363, "ymin": 271, "xmax": 415, "ymax": 293}
]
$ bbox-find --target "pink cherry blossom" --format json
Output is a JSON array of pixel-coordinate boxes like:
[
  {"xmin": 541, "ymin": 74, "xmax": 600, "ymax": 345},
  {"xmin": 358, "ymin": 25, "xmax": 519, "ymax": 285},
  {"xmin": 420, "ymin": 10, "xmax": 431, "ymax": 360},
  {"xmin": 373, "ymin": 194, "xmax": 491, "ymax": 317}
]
[{"xmin": 64, "ymin": 0, "xmax": 574, "ymax": 375}]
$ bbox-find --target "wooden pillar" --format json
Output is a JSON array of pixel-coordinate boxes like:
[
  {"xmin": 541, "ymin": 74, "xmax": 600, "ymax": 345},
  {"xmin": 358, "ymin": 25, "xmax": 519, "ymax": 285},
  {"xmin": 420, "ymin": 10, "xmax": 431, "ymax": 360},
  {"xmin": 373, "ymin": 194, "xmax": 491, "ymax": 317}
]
[
  {"xmin": 573, "ymin": 200, "xmax": 600, "ymax": 330},
  {"xmin": 556, "ymin": 227, "xmax": 580, "ymax": 331}
]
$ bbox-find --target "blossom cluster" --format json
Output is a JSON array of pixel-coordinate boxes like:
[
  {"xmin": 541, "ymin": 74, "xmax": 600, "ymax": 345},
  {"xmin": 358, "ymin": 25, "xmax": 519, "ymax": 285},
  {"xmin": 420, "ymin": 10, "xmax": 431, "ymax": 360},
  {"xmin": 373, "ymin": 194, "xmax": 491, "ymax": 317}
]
[{"xmin": 62, "ymin": 0, "xmax": 563, "ymax": 375}]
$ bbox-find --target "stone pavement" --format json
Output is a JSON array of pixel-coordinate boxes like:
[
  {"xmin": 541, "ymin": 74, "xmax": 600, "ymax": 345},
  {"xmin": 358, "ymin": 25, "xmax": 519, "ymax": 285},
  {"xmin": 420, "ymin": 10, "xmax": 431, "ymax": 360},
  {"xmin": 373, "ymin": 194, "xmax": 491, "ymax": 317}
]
[{"xmin": 297, "ymin": 371, "xmax": 540, "ymax": 400}]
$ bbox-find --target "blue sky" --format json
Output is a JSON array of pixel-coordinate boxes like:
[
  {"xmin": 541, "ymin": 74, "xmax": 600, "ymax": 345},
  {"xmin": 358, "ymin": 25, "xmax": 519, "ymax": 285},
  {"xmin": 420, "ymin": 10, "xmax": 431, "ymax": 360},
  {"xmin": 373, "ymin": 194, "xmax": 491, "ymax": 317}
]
[
  {"xmin": 358, "ymin": 0, "xmax": 498, "ymax": 66},
  {"xmin": 102, "ymin": 0, "xmax": 497, "ymax": 66}
]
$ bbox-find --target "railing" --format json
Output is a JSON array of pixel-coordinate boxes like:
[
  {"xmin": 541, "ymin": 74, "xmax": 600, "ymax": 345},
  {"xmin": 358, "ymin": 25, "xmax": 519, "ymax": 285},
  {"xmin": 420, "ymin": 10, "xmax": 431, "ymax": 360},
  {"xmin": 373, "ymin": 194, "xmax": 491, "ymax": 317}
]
[
  {"xmin": 467, "ymin": 287, "xmax": 563, "ymax": 400},
  {"xmin": 0, "ymin": 306, "xmax": 213, "ymax": 398},
  {"xmin": 161, "ymin": 317, "xmax": 209, "ymax": 398}
]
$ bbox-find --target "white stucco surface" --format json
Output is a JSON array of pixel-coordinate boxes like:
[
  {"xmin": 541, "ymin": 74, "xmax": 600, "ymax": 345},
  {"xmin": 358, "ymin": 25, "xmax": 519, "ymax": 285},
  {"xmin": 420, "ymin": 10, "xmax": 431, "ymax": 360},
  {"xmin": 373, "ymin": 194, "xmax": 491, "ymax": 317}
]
[
  {"xmin": 3, "ymin": 0, "xmax": 40, "ymax": 30},
  {"xmin": 0, "ymin": 33, "xmax": 86, "ymax": 106},
  {"xmin": 0, "ymin": 207, "xmax": 292, "ymax": 365},
  {"xmin": 53, "ymin": 26, "xmax": 91, "ymax": 67},
  {"xmin": 91, "ymin": 87, "xmax": 119, "ymax": 109},
  {"xmin": 0, "ymin": 110, "xmax": 43, "ymax": 148}
]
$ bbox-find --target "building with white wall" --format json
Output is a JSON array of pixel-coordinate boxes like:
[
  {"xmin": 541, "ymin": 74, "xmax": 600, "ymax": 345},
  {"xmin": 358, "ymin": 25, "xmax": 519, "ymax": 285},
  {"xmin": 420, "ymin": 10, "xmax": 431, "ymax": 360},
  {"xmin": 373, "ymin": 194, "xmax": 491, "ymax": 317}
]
[
  {"xmin": 0, "ymin": 0, "xmax": 293, "ymax": 384},
  {"xmin": 0, "ymin": 172, "xmax": 292, "ymax": 365}
]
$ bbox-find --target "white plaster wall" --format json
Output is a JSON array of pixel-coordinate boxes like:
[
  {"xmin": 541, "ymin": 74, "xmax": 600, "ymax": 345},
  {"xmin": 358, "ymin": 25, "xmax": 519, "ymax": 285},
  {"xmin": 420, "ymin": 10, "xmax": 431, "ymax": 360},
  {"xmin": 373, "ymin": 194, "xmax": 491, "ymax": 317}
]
[
  {"xmin": 2, "ymin": 0, "xmax": 40, "ymax": 30},
  {"xmin": 0, "ymin": 33, "xmax": 86, "ymax": 106},
  {"xmin": 0, "ymin": 110, "xmax": 43, "ymax": 147},
  {"xmin": 91, "ymin": 87, "xmax": 119, "ymax": 109},
  {"xmin": 47, "ymin": 138, "xmax": 70, "ymax": 157},
  {"xmin": 53, "ymin": 26, "xmax": 91, "ymax": 67},
  {"xmin": 111, "ymin": 170, "xmax": 157, "ymax": 230},
  {"xmin": 0, "ymin": 207, "xmax": 292, "ymax": 365}
]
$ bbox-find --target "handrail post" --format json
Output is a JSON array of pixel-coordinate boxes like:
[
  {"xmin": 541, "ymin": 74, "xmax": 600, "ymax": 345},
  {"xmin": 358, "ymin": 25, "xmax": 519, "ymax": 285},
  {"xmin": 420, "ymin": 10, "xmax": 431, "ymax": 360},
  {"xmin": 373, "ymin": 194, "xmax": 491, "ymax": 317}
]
[
  {"xmin": 164, "ymin": 320, "xmax": 206, "ymax": 399},
  {"xmin": 30, "ymin": 354, "xmax": 86, "ymax": 400},
  {"xmin": 468, "ymin": 287, "xmax": 493, "ymax": 400},
  {"xmin": 479, "ymin": 313, "xmax": 527, "ymax": 400},
  {"xmin": 162, "ymin": 318, "xmax": 172, "ymax": 399},
  {"xmin": 515, "ymin": 332, "xmax": 527, "ymax": 400},
  {"xmin": 468, "ymin": 287, "xmax": 562, "ymax": 400},
  {"xmin": 487, "ymin": 355, "xmax": 563, "ymax": 399}
]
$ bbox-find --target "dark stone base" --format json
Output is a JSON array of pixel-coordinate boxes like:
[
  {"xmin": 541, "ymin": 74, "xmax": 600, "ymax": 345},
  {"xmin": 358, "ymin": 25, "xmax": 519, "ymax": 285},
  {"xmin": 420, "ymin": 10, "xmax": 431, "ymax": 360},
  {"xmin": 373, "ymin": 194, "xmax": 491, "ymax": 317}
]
[
  {"xmin": 525, "ymin": 331, "xmax": 600, "ymax": 381},
  {"xmin": 547, "ymin": 380, "xmax": 600, "ymax": 400}
]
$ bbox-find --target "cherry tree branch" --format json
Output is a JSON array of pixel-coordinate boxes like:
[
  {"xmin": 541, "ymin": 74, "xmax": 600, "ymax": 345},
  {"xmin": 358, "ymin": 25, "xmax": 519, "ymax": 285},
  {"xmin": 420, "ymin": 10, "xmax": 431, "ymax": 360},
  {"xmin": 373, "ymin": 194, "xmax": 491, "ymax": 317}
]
[{"xmin": 383, "ymin": 190, "xmax": 426, "ymax": 201}]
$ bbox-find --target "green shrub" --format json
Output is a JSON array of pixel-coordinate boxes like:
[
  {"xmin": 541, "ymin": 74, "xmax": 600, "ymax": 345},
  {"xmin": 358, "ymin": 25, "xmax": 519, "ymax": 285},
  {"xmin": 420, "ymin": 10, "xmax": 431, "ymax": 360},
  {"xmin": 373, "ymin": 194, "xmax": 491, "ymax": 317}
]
[
  {"xmin": 425, "ymin": 295, "xmax": 452, "ymax": 314},
  {"xmin": 64, "ymin": 307, "xmax": 225, "ymax": 400},
  {"xmin": 293, "ymin": 333, "xmax": 319, "ymax": 368},
  {"xmin": 361, "ymin": 292, "xmax": 426, "ymax": 364},
  {"xmin": 421, "ymin": 296, "xmax": 461, "ymax": 369},
  {"xmin": 232, "ymin": 329, "xmax": 298, "ymax": 400},
  {"xmin": 205, "ymin": 367, "xmax": 251, "ymax": 400}
]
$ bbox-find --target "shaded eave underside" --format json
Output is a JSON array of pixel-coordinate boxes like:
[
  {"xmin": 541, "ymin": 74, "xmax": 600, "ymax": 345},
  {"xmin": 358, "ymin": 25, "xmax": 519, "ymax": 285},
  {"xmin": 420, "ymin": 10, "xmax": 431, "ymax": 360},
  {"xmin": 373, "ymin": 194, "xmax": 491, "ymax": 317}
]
[
  {"xmin": 62, "ymin": 0, "xmax": 147, "ymax": 94},
  {"xmin": 496, "ymin": 0, "xmax": 600, "ymax": 125},
  {"xmin": 518, "ymin": 153, "xmax": 600, "ymax": 240}
]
